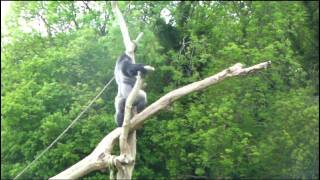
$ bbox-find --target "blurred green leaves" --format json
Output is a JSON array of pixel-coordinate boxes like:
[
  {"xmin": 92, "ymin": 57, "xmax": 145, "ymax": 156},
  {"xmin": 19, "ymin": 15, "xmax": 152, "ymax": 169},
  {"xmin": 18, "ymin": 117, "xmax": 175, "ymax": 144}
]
[{"xmin": 1, "ymin": 1, "xmax": 318, "ymax": 180}]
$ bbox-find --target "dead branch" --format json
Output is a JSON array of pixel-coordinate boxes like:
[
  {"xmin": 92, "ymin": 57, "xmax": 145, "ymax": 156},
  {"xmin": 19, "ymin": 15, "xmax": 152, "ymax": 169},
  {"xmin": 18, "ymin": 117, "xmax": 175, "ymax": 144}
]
[
  {"xmin": 111, "ymin": 2, "xmax": 151, "ymax": 179},
  {"xmin": 50, "ymin": 61, "xmax": 271, "ymax": 179},
  {"xmin": 51, "ymin": 2, "xmax": 271, "ymax": 180},
  {"xmin": 111, "ymin": 1, "xmax": 134, "ymax": 54},
  {"xmin": 130, "ymin": 61, "xmax": 271, "ymax": 129}
]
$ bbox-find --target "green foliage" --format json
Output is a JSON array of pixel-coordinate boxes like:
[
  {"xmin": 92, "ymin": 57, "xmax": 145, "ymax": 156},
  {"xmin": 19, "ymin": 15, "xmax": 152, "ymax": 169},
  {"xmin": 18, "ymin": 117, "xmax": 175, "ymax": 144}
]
[{"xmin": 1, "ymin": 1, "xmax": 318, "ymax": 179}]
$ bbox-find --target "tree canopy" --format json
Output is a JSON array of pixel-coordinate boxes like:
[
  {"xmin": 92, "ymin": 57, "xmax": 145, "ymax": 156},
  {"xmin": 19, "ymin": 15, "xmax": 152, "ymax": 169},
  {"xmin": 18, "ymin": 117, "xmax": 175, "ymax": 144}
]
[{"xmin": 1, "ymin": 1, "xmax": 319, "ymax": 179}]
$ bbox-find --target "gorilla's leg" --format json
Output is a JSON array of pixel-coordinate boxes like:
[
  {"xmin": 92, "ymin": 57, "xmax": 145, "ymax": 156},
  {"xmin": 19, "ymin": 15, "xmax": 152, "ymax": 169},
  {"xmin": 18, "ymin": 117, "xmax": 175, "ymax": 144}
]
[
  {"xmin": 115, "ymin": 96, "xmax": 126, "ymax": 127},
  {"xmin": 134, "ymin": 90, "xmax": 147, "ymax": 113}
]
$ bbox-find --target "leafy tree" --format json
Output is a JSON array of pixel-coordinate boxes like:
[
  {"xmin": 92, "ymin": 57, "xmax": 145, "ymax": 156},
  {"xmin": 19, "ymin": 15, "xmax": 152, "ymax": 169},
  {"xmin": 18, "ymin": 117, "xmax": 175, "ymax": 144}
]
[{"xmin": 1, "ymin": 1, "xmax": 318, "ymax": 179}]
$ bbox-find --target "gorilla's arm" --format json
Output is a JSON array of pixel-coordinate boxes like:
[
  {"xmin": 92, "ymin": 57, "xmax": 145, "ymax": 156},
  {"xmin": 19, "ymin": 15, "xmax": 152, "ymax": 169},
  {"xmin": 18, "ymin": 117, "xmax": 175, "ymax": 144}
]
[{"xmin": 121, "ymin": 60, "xmax": 147, "ymax": 77}]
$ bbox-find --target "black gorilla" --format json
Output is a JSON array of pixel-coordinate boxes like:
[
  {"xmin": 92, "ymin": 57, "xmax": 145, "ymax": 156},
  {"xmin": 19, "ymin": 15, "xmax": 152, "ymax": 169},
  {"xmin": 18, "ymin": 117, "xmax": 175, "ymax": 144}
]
[{"xmin": 114, "ymin": 53, "xmax": 148, "ymax": 127}]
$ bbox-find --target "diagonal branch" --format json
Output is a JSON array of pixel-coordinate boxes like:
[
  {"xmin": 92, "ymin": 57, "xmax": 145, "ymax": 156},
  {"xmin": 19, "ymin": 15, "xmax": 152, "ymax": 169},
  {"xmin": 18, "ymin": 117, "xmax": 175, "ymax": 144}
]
[
  {"xmin": 130, "ymin": 61, "xmax": 271, "ymax": 129},
  {"xmin": 50, "ymin": 128, "xmax": 122, "ymax": 179},
  {"xmin": 111, "ymin": 1, "xmax": 133, "ymax": 53},
  {"xmin": 50, "ymin": 61, "xmax": 271, "ymax": 179},
  {"xmin": 120, "ymin": 74, "xmax": 144, "ymax": 153}
]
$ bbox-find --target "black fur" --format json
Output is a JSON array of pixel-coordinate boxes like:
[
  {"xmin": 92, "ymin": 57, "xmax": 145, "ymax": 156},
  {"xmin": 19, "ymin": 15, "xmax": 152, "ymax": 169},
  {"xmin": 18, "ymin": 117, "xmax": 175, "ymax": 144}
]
[{"xmin": 114, "ymin": 53, "xmax": 148, "ymax": 127}]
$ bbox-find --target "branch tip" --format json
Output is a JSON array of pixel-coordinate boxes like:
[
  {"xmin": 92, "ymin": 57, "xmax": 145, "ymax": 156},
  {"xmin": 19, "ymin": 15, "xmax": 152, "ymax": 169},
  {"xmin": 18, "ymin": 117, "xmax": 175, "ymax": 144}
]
[{"xmin": 134, "ymin": 32, "xmax": 144, "ymax": 43}]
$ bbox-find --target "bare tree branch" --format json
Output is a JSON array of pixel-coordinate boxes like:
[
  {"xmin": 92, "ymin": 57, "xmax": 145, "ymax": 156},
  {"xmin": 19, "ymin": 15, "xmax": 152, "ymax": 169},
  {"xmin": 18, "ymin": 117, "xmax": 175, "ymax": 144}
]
[
  {"xmin": 51, "ymin": 2, "xmax": 271, "ymax": 180},
  {"xmin": 82, "ymin": 1, "xmax": 93, "ymax": 12},
  {"xmin": 110, "ymin": 2, "xmax": 151, "ymax": 179},
  {"xmin": 111, "ymin": 1, "xmax": 135, "ymax": 55},
  {"xmin": 130, "ymin": 61, "xmax": 271, "ymax": 129},
  {"xmin": 70, "ymin": 2, "xmax": 80, "ymax": 30},
  {"xmin": 50, "ymin": 61, "xmax": 271, "ymax": 179},
  {"xmin": 50, "ymin": 128, "xmax": 121, "ymax": 179}
]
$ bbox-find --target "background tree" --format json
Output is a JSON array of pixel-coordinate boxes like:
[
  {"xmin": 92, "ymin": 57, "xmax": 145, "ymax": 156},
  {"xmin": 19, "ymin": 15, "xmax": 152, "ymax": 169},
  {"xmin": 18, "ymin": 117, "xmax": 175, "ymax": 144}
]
[{"xmin": 1, "ymin": 1, "xmax": 318, "ymax": 179}]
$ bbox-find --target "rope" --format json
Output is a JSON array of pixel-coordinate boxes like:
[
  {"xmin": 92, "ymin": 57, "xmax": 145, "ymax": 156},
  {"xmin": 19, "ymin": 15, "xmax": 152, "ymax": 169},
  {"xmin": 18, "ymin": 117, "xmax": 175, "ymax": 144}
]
[{"xmin": 13, "ymin": 76, "xmax": 115, "ymax": 180}]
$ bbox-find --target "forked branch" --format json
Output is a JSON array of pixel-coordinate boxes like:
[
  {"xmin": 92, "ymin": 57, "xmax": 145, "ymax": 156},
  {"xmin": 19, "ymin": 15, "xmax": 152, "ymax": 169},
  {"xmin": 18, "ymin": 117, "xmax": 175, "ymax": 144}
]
[{"xmin": 50, "ymin": 61, "xmax": 271, "ymax": 179}]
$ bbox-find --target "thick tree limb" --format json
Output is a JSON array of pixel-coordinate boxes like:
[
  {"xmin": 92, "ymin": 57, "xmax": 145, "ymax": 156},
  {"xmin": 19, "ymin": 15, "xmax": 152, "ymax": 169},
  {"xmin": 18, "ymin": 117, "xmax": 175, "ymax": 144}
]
[
  {"xmin": 120, "ymin": 74, "xmax": 143, "ymax": 153},
  {"xmin": 130, "ymin": 61, "xmax": 271, "ymax": 129},
  {"xmin": 52, "ymin": 2, "xmax": 272, "ymax": 180},
  {"xmin": 50, "ymin": 61, "xmax": 271, "ymax": 179},
  {"xmin": 111, "ymin": 1, "xmax": 135, "ymax": 55},
  {"xmin": 111, "ymin": 2, "xmax": 151, "ymax": 179},
  {"xmin": 117, "ymin": 74, "xmax": 143, "ymax": 179},
  {"xmin": 50, "ymin": 128, "xmax": 121, "ymax": 179}
]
